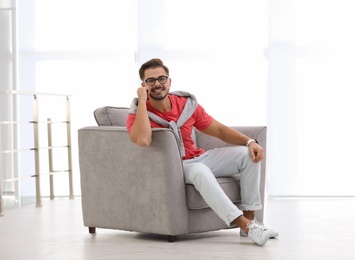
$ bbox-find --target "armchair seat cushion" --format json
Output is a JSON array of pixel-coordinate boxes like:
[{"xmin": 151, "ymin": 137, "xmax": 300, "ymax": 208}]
[{"xmin": 186, "ymin": 175, "xmax": 241, "ymax": 210}]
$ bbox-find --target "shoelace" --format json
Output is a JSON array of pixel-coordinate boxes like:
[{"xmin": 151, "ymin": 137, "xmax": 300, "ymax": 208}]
[{"xmin": 247, "ymin": 222, "xmax": 267, "ymax": 235}]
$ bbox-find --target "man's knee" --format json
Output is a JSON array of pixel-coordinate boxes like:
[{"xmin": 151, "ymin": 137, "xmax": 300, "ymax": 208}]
[{"xmin": 184, "ymin": 162, "xmax": 214, "ymax": 184}]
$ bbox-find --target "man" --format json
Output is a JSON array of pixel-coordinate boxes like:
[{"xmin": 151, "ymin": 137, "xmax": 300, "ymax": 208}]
[{"xmin": 126, "ymin": 58, "xmax": 278, "ymax": 246}]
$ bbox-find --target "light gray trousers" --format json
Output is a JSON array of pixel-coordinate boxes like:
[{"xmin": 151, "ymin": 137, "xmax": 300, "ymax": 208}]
[{"xmin": 183, "ymin": 146, "xmax": 262, "ymax": 226}]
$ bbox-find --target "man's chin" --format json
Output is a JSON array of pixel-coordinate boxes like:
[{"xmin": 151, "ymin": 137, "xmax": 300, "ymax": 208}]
[{"xmin": 150, "ymin": 93, "xmax": 168, "ymax": 101}]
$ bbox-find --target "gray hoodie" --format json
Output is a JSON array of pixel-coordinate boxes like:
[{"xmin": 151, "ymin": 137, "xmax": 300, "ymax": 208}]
[{"xmin": 128, "ymin": 91, "xmax": 198, "ymax": 157}]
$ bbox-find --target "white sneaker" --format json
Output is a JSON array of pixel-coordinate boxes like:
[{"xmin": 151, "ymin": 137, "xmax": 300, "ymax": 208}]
[
  {"xmin": 247, "ymin": 221, "xmax": 274, "ymax": 246},
  {"xmin": 240, "ymin": 219, "xmax": 279, "ymax": 238}
]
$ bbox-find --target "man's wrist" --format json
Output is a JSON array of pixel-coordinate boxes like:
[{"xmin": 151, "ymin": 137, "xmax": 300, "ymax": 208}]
[{"xmin": 246, "ymin": 139, "xmax": 258, "ymax": 147}]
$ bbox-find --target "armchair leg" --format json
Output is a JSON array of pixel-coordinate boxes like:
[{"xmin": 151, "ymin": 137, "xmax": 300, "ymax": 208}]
[
  {"xmin": 167, "ymin": 235, "xmax": 177, "ymax": 242},
  {"xmin": 88, "ymin": 227, "xmax": 96, "ymax": 234}
]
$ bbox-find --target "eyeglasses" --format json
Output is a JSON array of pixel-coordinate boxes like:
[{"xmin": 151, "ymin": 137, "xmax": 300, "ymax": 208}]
[{"xmin": 144, "ymin": 75, "xmax": 169, "ymax": 86}]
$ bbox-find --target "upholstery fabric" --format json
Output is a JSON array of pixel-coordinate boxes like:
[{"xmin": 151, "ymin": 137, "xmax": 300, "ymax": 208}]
[{"xmin": 94, "ymin": 106, "xmax": 129, "ymax": 126}]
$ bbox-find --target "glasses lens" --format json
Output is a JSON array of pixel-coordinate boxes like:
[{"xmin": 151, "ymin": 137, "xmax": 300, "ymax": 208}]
[
  {"xmin": 146, "ymin": 78, "xmax": 156, "ymax": 86},
  {"xmin": 158, "ymin": 76, "xmax": 168, "ymax": 84}
]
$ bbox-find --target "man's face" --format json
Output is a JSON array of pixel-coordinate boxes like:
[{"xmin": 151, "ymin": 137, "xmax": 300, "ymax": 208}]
[{"xmin": 142, "ymin": 67, "xmax": 171, "ymax": 101}]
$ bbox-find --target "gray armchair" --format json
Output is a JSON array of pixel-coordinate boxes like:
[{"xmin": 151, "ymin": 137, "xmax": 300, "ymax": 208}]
[{"xmin": 78, "ymin": 106, "xmax": 267, "ymax": 242}]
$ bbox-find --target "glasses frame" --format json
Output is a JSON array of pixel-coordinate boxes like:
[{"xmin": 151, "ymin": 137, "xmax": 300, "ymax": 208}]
[{"xmin": 144, "ymin": 75, "xmax": 169, "ymax": 86}]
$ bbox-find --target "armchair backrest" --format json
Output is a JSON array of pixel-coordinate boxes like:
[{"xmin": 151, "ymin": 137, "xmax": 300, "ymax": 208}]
[
  {"xmin": 94, "ymin": 106, "xmax": 129, "ymax": 126},
  {"xmin": 94, "ymin": 106, "xmax": 200, "ymax": 145}
]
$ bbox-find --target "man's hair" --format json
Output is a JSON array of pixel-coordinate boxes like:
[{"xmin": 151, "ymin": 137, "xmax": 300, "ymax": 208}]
[{"xmin": 139, "ymin": 58, "xmax": 169, "ymax": 81}]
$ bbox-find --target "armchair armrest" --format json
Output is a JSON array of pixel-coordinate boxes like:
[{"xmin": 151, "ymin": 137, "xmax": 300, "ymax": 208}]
[
  {"xmin": 195, "ymin": 126, "xmax": 267, "ymax": 151},
  {"xmin": 78, "ymin": 126, "xmax": 189, "ymax": 236}
]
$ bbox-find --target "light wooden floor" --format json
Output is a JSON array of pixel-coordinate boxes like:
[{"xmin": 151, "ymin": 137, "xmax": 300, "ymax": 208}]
[{"xmin": 1, "ymin": 197, "xmax": 355, "ymax": 260}]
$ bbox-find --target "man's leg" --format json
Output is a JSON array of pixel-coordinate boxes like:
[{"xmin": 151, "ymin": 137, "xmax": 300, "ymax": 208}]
[
  {"xmin": 198, "ymin": 146, "xmax": 279, "ymax": 238},
  {"xmin": 183, "ymin": 161, "xmax": 243, "ymax": 226},
  {"xmin": 183, "ymin": 154, "xmax": 274, "ymax": 246},
  {"xmin": 197, "ymin": 146, "xmax": 262, "ymax": 213},
  {"xmin": 243, "ymin": 211, "xmax": 254, "ymax": 221}
]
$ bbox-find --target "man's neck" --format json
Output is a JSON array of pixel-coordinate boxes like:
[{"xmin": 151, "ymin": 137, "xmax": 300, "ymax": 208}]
[{"xmin": 149, "ymin": 96, "xmax": 171, "ymax": 112}]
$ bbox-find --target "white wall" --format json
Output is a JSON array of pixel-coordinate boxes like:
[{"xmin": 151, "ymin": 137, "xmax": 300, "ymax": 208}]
[
  {"xmin": 267, "ymin": 0, "xmax": 355, "ymax": 196},
  {"xmin": 9, "ymin": 0, "xmax": 355, "ymax": 199}
]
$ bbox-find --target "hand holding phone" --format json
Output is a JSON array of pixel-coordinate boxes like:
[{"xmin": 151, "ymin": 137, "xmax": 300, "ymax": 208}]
[{"xmin": 137, "ymin": 86, "xmax": 150, "ymax": 101}]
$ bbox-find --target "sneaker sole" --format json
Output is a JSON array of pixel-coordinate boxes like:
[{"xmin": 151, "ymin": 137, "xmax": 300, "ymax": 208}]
[{"xmin": 240, "ymin": 229, "xmax": 279, "ymax": 238}]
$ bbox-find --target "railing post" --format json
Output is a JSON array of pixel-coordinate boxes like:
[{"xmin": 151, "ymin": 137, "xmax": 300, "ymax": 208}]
[
  {"xmin": 66, "ymin": 97, "xmax": 74, "ymax": 199},
  {"xmin": 0, "ymin": 125, "xmax": 3, "ymax": 216},
  {"xmin": 47, "ymin": 118, "xmax": 55, "ymax": 200},
  {"xmin": 33, "ymin": 95, "xmax": 42, "ymax": 207}
]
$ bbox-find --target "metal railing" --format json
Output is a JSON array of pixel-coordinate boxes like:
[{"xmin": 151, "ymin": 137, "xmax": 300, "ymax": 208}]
[{"xmin": 0, "ymin": 90, "xmax": 74, "ymax": 215}]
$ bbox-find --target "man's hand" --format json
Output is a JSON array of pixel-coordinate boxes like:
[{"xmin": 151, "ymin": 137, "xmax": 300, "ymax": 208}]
[
  {"xmin": 248, "ymin": 142, "xmax": 264, "ymax": 163},
  {"xmin": 137, "ymin": 86, "xmax": 150, "ymax": 101}
]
